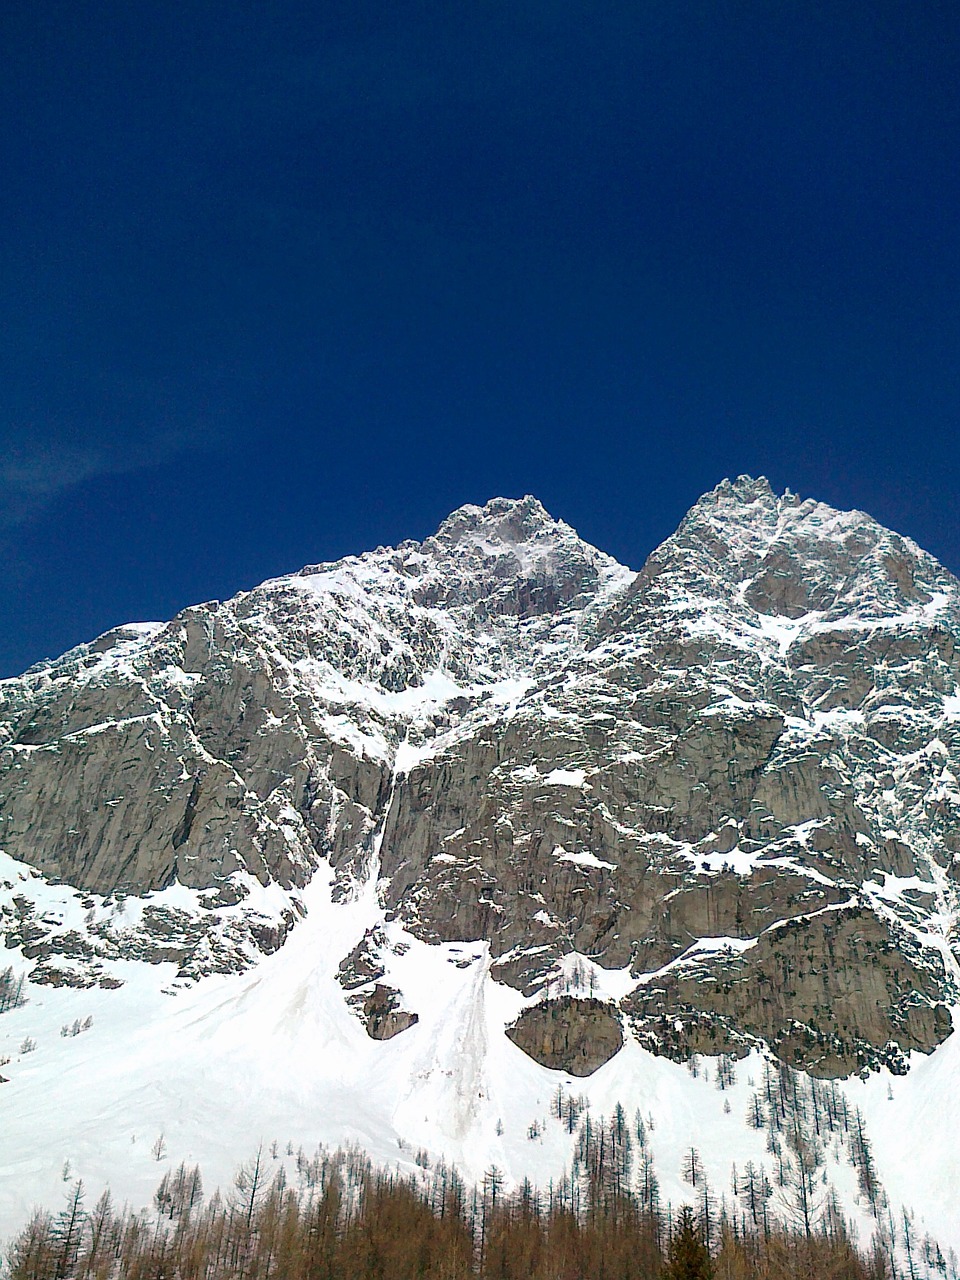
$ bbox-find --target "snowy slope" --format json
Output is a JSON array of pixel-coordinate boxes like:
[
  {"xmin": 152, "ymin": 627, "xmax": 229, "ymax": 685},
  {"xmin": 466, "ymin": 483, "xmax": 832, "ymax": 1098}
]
[
  {"xmin": 3, "ymin": 480, "xmax": 960, "ymax": 1271},
  {"xmin": 0, "ymin": 848, "xmax": 955, "ymax": 1268}
]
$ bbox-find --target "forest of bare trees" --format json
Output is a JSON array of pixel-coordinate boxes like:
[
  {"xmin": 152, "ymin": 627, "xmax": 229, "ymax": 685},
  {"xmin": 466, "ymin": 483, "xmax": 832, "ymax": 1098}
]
[
  {"xmin": 4, "ymin": 1138, "xmax": 894, "ymax": 1280},
  {"xmin": 6, "ymin": 1057, "xmax": 954, "ymax": 1280}
]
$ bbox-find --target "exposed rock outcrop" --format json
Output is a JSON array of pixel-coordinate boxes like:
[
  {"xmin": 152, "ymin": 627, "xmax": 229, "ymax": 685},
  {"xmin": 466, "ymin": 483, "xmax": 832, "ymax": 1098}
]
[
  {"xmin": 2, "ymin": 480, "xmax": 960, "ymax": 1075},
  {"xmin": 507, "ymin": 998, "xmax": 624, "ymax": 1075},
  {"xmin": 354, "ymin": 984, "xmax": 419, "ymax": 1041}
]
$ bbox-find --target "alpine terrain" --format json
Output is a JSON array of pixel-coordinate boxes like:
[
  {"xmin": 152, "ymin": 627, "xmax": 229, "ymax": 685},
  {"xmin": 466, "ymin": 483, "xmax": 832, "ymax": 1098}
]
[{"xmin": 3, "ymin": 477, "xmax": 960, "ymax": 1267}]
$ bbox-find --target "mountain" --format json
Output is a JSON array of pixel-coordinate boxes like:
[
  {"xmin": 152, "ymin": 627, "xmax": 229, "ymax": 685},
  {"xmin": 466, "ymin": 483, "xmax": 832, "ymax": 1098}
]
[{"xmin": 2, "ymin": 478, "xmax": 960, "ymax": 1263}]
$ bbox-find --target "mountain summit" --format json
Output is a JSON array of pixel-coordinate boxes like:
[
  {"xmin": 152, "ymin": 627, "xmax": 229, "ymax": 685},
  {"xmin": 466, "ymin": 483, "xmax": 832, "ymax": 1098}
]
[{"xmin": 3, "ymin": 479, "xmax": 960, "ymax": 1253}]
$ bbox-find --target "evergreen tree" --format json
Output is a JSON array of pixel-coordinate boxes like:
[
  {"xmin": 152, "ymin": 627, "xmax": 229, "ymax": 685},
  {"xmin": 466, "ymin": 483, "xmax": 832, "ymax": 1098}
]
[
  {"xmin": 0, "ymin": 1134, "xmax": 910, "ymax": 1280},
  {"xmin": 51, "ymin": 1181, "xmax": 86, "ymax": 1280},
  {"xmin": 664, "ymin": 1205, "xmax": 713, "ymax": 1280}
]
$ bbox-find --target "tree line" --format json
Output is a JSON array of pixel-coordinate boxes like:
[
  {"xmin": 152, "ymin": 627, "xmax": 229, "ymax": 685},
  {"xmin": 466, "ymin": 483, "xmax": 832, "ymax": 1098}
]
[{"xmin": 5, "ymin": 1141, "xmax": 896, "ymax": 1280}]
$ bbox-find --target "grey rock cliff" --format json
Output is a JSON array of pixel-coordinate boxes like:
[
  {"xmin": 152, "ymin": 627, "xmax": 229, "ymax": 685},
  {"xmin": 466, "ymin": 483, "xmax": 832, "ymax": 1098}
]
[{"xmin": 2, "ymin": 480, "xmax": 959, "ymax": 1075}]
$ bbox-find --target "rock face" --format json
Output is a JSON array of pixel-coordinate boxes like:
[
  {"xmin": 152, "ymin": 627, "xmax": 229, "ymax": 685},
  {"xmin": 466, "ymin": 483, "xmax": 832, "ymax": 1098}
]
[
  {"xmin": 357, "ymin": 984, "xmax": 419, "ymax": 1041},
  {"xmin": 506, "ymin": 998, "xmax": 624, "ymax": 1076},
  {"xmin": 2, "ymin": 481, "xmax": 960, "ymax": 1075}
]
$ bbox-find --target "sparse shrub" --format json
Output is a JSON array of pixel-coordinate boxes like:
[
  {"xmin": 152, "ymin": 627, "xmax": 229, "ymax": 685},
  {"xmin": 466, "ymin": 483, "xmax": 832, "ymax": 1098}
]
[{"xmin": 0, "ymin": 965, "xmax": 26, "ymax": 1013}]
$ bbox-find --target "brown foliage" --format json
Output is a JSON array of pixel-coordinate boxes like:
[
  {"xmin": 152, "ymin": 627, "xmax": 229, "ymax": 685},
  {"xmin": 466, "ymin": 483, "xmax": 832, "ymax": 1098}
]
[{"xmin": 4, "ymin": 1150, "xmax": 891, "ymax": 1280}]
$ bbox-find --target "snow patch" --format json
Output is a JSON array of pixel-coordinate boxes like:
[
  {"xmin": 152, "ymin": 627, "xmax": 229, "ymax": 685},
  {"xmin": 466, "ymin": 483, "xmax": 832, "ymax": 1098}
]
[
  {"xmin": 553, "ymin": 845, "xmax": 617, "ymax": 871},
  {"xmin": 542, "ymin": 768, "xmax": 587, "ymax": 788}
]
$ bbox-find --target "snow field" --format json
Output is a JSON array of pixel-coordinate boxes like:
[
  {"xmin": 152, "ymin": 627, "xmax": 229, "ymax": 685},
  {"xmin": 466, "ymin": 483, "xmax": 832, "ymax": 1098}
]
[{"xmin": 1, "ymin": 850, "xmax": 956, "ymax": 1269}]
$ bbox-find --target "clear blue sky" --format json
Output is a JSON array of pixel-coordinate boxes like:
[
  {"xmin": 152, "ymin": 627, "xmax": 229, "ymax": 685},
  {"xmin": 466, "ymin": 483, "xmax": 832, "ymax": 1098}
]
[{"xmin": 2, "ymin": 2, "xmax": 959, "ymax": 675}]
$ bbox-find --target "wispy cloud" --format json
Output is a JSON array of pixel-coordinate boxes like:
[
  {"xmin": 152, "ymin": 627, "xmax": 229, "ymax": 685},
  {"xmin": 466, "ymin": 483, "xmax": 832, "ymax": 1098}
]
[{"xmin": 0, "ymin": 373, "xmax": 235, "ymax": 527}]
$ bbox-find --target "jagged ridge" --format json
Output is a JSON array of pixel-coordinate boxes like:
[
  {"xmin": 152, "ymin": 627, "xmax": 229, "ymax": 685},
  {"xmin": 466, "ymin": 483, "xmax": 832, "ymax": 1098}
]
[{"xmin": 1, "ymin": 480, "xmax": 959, "ymax": 1080}]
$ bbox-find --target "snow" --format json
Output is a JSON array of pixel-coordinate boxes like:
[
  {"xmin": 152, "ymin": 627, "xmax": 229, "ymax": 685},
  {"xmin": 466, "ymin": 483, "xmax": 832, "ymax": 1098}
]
[
  {"xmin": 393, "ymin": 739, "xmax": 430, "ymax": 774},
  {"xmin": 5, "ymin": 486, "xmax": 960, "ymax": 1266},
  {"xmin": 752, "ymin": 609, "xmax": 823, "ymax": 656},
  {"xmin": 3, "ymin": 847, "xmax": 943, "ymax": 1260},
  {"xmin": 542, "ymin": 767, "xmax": 587, "ymax": 788},
  {"xmin": 293, "ymin": 663, "xmax": 464, "ymax": 720},
  {"xmin": 864, "ymin": 872, "xmax": 938, "ymax": 903},
  {"xmin": 811, "ymin": 707, "xmax": 866, "ymax": 731},
  {"xmin": 845, "ymin": 1009, "xmax": 960, "ymax": 1252},
  {"xmin": 121, "ymin": 622, "xmax": 166, "ymax": 636},
  {"xmin": 553, "ymin": 845, "xmax": 617, "ymax": 871},
  {"xmin": 690, "ymin": 846, "xmax": 764, "ymax": 876},
  {"xmin": 544, "ymin": 953, "xmax": 638, "ymax": 1003}
]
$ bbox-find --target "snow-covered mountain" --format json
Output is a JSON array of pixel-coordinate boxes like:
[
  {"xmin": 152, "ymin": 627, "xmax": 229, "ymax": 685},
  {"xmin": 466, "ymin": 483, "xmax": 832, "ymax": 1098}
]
[{"xmin": 3, "ymin": 478, "xmax": 960, "ymax": 1267}]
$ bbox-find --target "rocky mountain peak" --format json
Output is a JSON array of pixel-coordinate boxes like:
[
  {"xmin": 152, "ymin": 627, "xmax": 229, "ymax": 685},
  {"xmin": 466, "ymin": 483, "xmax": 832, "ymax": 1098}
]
[
  {"xmin": 288, "ymin": 494, "xmax": 629, "ymax": 626},
  {"xmin": 386, "ymin": 494, "xmax": 633, "ymax": 623},
  {"xmin": 703, "ymin": 472, "xmax": 780, "ymax": 508},
  {"xmin": 3, "ymin": 478, "xmax": 960, "ymax": 1098},
  {"xmin": 625, "ymin": 475, "xmax": 957, "ymax": 625},
  {"xmin": 5, "ymin": 480, "xmax": 960, "ymax": 1260},
  {"xmin": 430, "ymin": 494, "xmax": 558, "ymax": 548}
]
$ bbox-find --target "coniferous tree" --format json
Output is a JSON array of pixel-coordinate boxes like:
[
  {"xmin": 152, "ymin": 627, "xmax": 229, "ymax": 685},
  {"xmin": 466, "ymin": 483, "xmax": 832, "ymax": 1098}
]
[
  {"xmin": 6, "ymin": 1209, "xmax": 55, "ymax": 1280},
  {"xmin": 0, "ymin": 1131, "xmax": 928, "ymax": 1280},
  {"xmin": 51, "ymin": 1181, "xmax": 86, "ymax": 1280},
  {"xmin": 664, "ymin": 1206, "xmax": 713, "ymax": 1280},
  {"xmin": 683, "ymin": 1148, "xmax": 704, "ymax": 1188},
  {"xmin": 78, "ymin": 1187, "xmax": 116, "ymax": 1279}
]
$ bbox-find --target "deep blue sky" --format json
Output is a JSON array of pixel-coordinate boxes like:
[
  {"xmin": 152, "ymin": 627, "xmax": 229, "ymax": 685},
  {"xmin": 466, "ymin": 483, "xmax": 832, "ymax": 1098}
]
[{"xmin": 2, "ymin": 2, "xmax": 959, "ymax": 675}]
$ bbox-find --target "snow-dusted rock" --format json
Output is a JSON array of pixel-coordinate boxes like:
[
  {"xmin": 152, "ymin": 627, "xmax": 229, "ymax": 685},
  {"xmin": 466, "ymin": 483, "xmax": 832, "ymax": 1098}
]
[{"xmin": 2, "ymin": 479, "xmax": 959, "ymax": 1081}]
